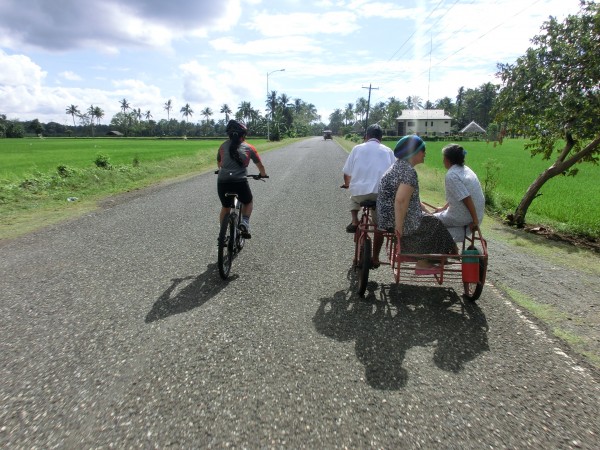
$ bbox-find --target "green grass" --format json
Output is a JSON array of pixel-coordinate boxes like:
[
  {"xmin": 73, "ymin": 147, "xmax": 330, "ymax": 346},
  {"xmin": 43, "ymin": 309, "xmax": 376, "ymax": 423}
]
[
  {"xmin": 0, "ymin": 137, "xmax": 298, "ymax": 239},
  {"xmin": 500, "ymin": 284, "xmax": 599, "ymax": 369},
  {"xmin": 382, "ymin": 138, "xmax": 600, "ymax": 238},
  {"xmin": 0, "ymin": 138, "xmax": 234, "ymax": 180}
]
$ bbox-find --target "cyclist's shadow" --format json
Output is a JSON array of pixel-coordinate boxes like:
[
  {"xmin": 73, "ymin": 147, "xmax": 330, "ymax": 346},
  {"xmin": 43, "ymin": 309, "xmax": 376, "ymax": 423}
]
[
  {"xmin": 145, "ymin": 263, "xmax": 237, "ymax": 323},
  {"xmin": 313, "ymin": 268, "xmax": 489, "ymax": 390}
]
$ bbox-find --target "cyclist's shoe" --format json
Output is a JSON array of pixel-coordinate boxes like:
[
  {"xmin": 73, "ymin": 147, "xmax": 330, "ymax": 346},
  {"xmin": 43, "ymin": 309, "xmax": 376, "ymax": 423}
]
[
  {"xmin": 346, "ymin": 223, "xmax": 358, "ymax": 233},
  {"xmin": 239, "ymin": 221, "xmax": 251, "ymax": 239}
]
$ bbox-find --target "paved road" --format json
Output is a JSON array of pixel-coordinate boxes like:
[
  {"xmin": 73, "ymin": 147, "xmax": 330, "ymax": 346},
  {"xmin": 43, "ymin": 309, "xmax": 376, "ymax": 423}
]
[{"xmin": 1, "ymin": 137, "xmax": 599, "ymax": 448}]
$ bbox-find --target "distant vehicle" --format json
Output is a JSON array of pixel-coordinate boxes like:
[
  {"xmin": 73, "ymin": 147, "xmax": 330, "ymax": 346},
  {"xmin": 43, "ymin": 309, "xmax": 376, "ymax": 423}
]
[{"xmin": 323, "ymin": 130, "xmax": 333, "ymax": 140}]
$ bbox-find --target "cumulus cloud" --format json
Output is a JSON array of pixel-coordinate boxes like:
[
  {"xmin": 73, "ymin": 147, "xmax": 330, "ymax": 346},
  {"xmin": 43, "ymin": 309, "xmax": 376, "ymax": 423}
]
[{"xmin": 0, "ymin": 0, "xmax": 242, "ymax": 52}]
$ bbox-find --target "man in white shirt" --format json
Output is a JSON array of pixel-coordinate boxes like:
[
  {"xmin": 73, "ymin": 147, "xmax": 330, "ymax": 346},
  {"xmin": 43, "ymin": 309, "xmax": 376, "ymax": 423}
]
[{"xmin": 342, "ymin": 124, "xmax": 396, "ymax": 266}]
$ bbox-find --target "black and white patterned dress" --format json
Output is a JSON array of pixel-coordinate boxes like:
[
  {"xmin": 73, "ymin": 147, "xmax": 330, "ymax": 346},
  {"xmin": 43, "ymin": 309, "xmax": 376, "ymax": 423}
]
[{"xmin": 378, "ymin": 159, "xmax": 456, "ymax": 255}]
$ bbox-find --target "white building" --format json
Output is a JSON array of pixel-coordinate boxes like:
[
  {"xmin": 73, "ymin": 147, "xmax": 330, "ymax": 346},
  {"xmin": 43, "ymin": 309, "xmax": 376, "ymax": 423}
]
[{"xmin": 396, "ymin": 109, "xmax": 452, "ymax": 136}]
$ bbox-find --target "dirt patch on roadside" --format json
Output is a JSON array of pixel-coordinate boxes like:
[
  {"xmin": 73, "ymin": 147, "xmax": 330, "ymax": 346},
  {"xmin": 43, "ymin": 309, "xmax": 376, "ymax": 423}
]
[{"xmin": 523, "ymin": 225, "xmax": 600, "ymax": 253}]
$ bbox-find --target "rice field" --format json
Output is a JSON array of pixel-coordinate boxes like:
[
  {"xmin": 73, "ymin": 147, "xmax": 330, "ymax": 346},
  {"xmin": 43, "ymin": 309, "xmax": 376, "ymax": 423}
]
[
  {"xmin": 384, "ymin": 138, "xmax": 600, "ymax": 238},
  {"xmin": 1, "ymin": 136, "xmax": 598, "ymax": 238}
]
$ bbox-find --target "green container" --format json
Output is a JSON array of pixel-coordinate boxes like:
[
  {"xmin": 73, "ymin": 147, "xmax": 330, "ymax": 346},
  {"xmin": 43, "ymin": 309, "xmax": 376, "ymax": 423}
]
[{"xmin": 462, "ymin": 248, "xmax": 479, "ymax": 263}]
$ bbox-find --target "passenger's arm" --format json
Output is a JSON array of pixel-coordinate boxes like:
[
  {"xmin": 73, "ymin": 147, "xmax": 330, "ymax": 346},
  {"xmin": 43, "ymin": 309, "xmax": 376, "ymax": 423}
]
[
  {"xmin": 394, "ymin": 183, "xmax": 414, "ymax": 239},
  {"xmin": 461, "ymin": 195, "xmax": 479, "ymax": 229}
]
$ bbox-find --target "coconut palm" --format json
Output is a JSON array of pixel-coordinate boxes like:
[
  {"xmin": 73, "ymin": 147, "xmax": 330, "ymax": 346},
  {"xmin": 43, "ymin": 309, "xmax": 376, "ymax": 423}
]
[
  {"xmin": 344, "ymin": 103, "xmax": 354, "ymax": 126},
  {"xmin": 237, "ymin": 101, "xmax": 253, "ymax": 125},
  {"xmin": 119, "ymin": 98, "xmax": 130, "ymax": 114},
  {"xmin": 265, "ymin": 91, "xmax": 278, "ymax": 121},
  {"xmin": 144, "ymin": 110, "xmax": 152, "ymax": 121},
  {"xmin": 201, "ymin": 107, "xmax": 213, "ymax": 124},
  {"xmin": 220, "ymin": 104, "xmax": 232, "ymax": 123},
  {"xmin": 180, "ymin": 103, "xmax": 194, "ymax": 123},
  {"xmin": 163, "ymin": 99, "xmax": 173, "ymax": 120},
  {"xmin": 65, "ymin": 104, "xmax": 80, "ymax": 129},
  {"xmin": 87, "ymin": 105, "xmax": 96, "ymax": 137},
  {"xmin": 93, "ymin": 106, "xmax": 104, "ymax": 126}
]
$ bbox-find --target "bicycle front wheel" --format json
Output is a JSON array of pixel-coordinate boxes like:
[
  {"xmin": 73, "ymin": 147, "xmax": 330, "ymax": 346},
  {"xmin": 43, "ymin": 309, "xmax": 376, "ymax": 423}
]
[{"xmin": 218, "ymin": 214, "xmax": 235, "ymax": 279}]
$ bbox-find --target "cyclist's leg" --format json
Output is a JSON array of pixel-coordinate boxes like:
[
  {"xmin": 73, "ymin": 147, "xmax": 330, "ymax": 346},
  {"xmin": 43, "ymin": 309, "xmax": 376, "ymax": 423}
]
[
  {"xmin": 217, "ymin": 181, "xmax": 237, "ymax": 224},
  {"xmin": 219, "ymin": 206, "xmax": 230, "ymax": 224},
  {"xmin": 372, "ymin": 230, "xmax": 384, "ymax": 265},
  {"xmin": 237, "ymin": 182, "xmax": 254, "ymax": 237}
]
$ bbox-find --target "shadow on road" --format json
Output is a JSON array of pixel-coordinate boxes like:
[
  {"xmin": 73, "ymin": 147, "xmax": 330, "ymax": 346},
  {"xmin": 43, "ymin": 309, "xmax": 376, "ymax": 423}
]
[
  {"xmin": 145, "ymin": 263, "xmax": 236, "ymax": 323},
  {"xmin": 313, "ymin": 269, "xmax": 489, "ymax": 390}
]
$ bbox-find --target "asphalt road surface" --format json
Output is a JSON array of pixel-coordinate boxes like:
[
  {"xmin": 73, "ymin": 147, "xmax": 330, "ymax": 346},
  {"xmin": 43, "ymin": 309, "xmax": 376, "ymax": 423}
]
[{"xmin": 1, "ymin": 137, "xmax": 599, "ymax": 448}]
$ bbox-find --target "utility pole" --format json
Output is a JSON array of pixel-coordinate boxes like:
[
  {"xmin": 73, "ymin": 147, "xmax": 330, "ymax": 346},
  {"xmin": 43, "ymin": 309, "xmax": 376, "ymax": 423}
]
[{"xmin": 362, "ymin": 84, "xmax": 379, "ymax": 132}]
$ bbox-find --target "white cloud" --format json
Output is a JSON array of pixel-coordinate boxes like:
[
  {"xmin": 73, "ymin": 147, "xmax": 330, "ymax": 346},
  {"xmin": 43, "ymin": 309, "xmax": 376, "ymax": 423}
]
[
  {"xmin": 247, "ymin": 11, "xmax": 360, "ymax": 37},
  {"xmin": 60, "ymin": 71, "xmax": 82, "ymax": 81},
  {"xmin": 210, "ymin": 36, "xmax": 323, "ymax": 55}
]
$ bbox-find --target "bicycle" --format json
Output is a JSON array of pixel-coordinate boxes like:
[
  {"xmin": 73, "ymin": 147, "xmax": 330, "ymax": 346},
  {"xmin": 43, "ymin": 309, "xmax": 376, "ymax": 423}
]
[{"xmin": 215, "ymin": 171, "xmax": 268, "ymax": 279}]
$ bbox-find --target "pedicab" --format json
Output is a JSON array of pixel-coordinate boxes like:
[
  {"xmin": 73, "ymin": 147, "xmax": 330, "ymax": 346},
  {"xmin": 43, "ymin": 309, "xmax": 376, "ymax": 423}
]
[{"xmin": 352, "ymin": 200, "xmax": 488, "ymax": 300}]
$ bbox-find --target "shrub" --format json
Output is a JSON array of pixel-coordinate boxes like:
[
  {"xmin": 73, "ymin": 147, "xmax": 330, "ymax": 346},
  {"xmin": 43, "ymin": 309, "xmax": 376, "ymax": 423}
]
[
  {"xmin": 57, "ymin": 164, "xmax": 75, "ymax": 178},
  {"xmin": 94, "ymin": 153, "xmax": 112, "ymax": 169}
]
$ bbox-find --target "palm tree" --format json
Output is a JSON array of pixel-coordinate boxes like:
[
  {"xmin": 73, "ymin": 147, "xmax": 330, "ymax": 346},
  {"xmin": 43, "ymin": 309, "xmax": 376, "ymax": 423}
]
[
  {"xmin": 119, "ymin": 98, "xmax": 130, "ymax": 114},
  {"xmin": 180, "ymin": 103, "xmax": 194, "ymax": 133},
  {"xmin": 344, "ymin": 103, "xmax": 354, "ymax": 126},
  {"xmin": 201, "ymin": 107, "xmax": 213, "ymax": 124},
  {"xmin": 266, "ymin": 91, "xmax": 278, "ymax": 121},
  {"xmin": 163, "ymin": 99, "xmax": 173, "ymax": 120},
  {"xmin": 237, "ymin": 101, "xmax": 253, "ymax": 125},
  {"xmin": 355, "ymin": 97, "xmax": 368, "ymax": 123},
  {"xmin": 65, "ymin": 104, "xmax": 80, "ymax": 129},
  {"xmin": 220, "ymin": 104, "xmax": 232, "ymax": 123},
  {"xmin": 87, "ymin": 105, "xmax": 96, "ymax": 137},
  {"xmin": 93, "ymin": 106, "xmax": 104, "ymax": 126},
  {"xmin": 144, "ymin": 110, "xmax": 152, "ymax": 121}
]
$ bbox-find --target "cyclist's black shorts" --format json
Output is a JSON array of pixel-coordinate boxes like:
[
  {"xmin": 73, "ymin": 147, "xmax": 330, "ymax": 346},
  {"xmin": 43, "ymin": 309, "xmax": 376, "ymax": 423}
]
[{"xmin": 217, "ymin": 180, "xmax": 253, "ymax": 208}]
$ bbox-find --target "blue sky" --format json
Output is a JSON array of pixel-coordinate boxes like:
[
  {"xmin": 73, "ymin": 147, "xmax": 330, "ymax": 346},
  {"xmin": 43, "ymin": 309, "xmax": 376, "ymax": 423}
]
[{"xmin": 0, "ymin": 0, "xmax": 581, "ymax": 126}]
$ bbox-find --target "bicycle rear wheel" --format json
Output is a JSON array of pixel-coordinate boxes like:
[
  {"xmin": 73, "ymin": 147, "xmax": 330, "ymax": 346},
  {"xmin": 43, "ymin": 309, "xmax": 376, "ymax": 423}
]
[
  {"xmin": 357, "ymin": 237, "xmax": 372, "ymax": 297},
  {"xmin": 218, "ymin": 214, "xmax": 235, "ymax": 279}
]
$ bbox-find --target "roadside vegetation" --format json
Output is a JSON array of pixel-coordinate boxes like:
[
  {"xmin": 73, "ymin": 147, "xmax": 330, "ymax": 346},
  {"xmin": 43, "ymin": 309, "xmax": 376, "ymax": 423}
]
[
  {"xmin": 336, "ymin": 136, "xmax": 599, "ymax": 243},
  {"xmin": 0, "ymin": 137, "xmax": 299, "ymax": 239}
]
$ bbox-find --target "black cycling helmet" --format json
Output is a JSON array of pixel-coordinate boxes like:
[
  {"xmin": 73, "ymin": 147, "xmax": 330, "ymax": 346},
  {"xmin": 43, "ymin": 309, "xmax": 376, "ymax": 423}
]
[
  {"xmin": 226, "ymin": 119, "xmax": 247, "ymax": 136},
  {"xmin": 365, "ymin": 123, "xmax": 383, "ymax": 140}
]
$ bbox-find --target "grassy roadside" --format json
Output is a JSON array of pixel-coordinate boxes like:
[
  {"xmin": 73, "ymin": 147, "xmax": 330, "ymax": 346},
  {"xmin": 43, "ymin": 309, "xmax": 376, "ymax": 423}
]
[{"xmin": 0, "ymin": 138, "xmax": 304, "ymax": 240}]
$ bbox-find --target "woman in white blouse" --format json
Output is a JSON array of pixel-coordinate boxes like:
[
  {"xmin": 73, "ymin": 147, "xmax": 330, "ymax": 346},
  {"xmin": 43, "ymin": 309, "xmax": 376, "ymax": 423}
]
[{"xmin": 433, "ymin": 144, "xmax": 485, "ymax": 243}]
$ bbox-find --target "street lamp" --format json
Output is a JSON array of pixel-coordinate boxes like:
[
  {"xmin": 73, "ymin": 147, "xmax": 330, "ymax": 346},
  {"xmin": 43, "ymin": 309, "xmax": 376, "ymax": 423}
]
[{"xmin": 266, "ymin": 68, "xmax": 285, "ymax": 141}]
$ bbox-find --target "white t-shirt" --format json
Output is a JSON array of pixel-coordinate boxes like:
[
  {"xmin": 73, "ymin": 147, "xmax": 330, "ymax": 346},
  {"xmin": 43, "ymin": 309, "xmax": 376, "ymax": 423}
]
[
  {"xmin": 435, "ymin": 164, "xmax": 485, "ymax": 242},
  {"xmin": 342, "ymin": 139, "xmax": 396, "ymax": 196}
]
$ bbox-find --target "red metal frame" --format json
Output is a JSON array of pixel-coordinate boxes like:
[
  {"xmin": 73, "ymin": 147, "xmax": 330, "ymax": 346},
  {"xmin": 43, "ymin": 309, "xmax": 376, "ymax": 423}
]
[{"xmin": 353, "ymin": 203, "xmax": 488, "ymax": 295}]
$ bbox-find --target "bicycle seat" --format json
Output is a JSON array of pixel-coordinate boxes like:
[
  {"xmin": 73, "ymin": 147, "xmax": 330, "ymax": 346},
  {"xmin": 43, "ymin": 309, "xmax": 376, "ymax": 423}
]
[{"xmin": 360, "ymin": 200, "xmax": 377, "ymax": 208}]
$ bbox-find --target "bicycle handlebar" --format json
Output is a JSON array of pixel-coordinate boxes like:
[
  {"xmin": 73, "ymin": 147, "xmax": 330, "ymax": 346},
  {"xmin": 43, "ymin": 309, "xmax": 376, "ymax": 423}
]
[{"xmin": 214, "ymin": 170, "xmax": 268, "ymax": 180}]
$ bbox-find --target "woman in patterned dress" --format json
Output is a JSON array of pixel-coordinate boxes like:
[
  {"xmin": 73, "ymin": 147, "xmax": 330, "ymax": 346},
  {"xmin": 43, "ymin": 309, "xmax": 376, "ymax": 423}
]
[{"xmin": 377, "ymin": 135, "xmax": 457, "ymax": 268}]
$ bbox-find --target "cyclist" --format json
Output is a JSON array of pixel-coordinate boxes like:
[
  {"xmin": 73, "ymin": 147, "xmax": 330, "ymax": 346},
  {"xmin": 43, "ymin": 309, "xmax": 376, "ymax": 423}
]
[
  {"xmin": 342, "ymin": 123, "xmax": 395, "ymax": 267},
  {"xmin": 216, "ymin": 120, "xmax": 267, "ymax": 239}
]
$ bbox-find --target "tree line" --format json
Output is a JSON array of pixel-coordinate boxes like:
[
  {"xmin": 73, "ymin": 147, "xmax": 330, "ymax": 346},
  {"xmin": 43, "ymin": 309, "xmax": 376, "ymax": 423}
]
[
  {"xmin": 0, "ymin": 94, "xmax": 325, "ymax": 140},
  {"xmin": 326, "ymin": 82, "xmax": 499, "ymax": 137}
]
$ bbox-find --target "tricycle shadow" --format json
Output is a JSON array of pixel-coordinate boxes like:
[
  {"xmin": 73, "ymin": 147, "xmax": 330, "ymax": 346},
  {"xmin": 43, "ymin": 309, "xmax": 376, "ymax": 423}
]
[{"xmin": 313, "ymin": 269, "xmax": 489, "ymax": 390}]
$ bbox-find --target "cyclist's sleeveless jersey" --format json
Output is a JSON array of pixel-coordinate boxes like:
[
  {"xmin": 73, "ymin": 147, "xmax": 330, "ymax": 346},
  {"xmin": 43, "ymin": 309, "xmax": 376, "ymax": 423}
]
[{"xmin": 217, "ymin": 140, "xmax": 261, "ymax": 182}]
